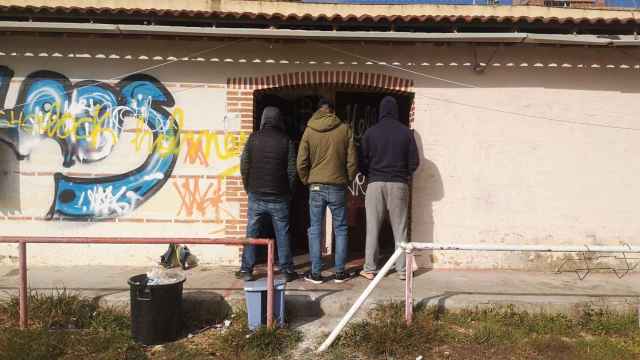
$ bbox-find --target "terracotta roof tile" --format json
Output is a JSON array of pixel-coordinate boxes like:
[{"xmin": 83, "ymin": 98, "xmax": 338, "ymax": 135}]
[{"xmin": 0, "ymin": 4, "xmax": 638, "ymax": 27}]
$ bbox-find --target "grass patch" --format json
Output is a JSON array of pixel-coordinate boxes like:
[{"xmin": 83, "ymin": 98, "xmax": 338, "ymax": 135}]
[
  {"xmin": 324, "ymin": 302, "xmax": 640, "ymax": 360},
  {"xmin": 334, "ymin": 302, "xmax": 441, "ymax": 359},
  {"xmin": 0, "ymin": 291, "xmax": 302, "ymax": 360},
  {"xmin": 0, "ymin": 290, "xmax": 144, "ymax": 359},
  {"xmin": 577, "ymin": 305, "xmax": 639, "ymax": 336},
  {"xmin": 6, "ymin": 291, "xmax": 635, "ymax": 360},
  {"xmin": 575, "ymin": 337, "xmax": 637, "ymax": 360},
  {"xmin": 527, "ymin": 335, "xmax": 577, "ymax": 360},
  {"xmin": 209, "ymin": 308, "xmax": 303, "ymax": 360},
  {"xmin": 2, "ymin": 289, "xmax": 127, "ymax": 331}
]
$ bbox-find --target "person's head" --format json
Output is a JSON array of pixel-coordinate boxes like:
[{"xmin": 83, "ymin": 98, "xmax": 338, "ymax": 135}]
[
  {"xmin": 260, "ymin": 106, "xmax": 284, "ymax": 131},
  {"xmin": 379, "ymin": 96, "xmax": 399, "ymax": 122},
  {"xmin": 317, "ymin": 97, "xmax": 334, "ymax": 113}
]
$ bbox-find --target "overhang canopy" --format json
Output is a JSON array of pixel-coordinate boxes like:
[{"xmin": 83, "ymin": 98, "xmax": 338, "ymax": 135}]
[
  {"xmin": 1, "ymin": 4, "xmax": 640, "ymax": 35},
  {"xmin": 1, "ymin": 20, "xmax": 639, "ymax": 46}
]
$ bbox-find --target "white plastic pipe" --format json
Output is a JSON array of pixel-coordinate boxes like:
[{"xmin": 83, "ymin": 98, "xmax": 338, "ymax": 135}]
[
  {"xmin": 405, "ymin": 242, "xmax": 640, "ymax": 253},
  {"xmin": 316, "ymin": 248, "xmax": 403, "ymax": 353}
]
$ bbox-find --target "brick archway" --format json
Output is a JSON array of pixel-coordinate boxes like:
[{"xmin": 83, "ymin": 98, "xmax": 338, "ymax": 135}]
[
  {"xmin": 228, "ymin": 71, "xmax": 414, "ymax": 92},
  {"xmin": 226, "ymin": 71, "xmax": 415, "ymax": 133}
]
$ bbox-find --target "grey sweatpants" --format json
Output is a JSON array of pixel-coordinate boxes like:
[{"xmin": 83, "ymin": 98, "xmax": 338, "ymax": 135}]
[{"xmin": 364, "ymin": 181, "xmax": 409, "ymax": 273}]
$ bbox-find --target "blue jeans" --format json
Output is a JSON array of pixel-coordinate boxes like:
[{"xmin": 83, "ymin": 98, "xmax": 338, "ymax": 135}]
[
  {"xmin": 308, "ymin": 184, "xmax": 348, "ymax": 275},
  {"xmin": 241, "ymin": 194, "xmax": 294, "ymax": 273}
]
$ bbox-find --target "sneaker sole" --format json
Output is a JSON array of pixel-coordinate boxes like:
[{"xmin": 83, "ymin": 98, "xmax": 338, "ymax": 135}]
[
  {"xmin": 304, "ymin": 277, "xmax": 323, "ymax": 284},
  {"xmin": 334, "ymin": 278, "xmax": 348, "ymax": 283}
]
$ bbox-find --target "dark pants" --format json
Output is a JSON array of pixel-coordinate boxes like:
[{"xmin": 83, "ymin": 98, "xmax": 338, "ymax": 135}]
[
  {"xmin": 308, "ymin": 184, "xmax": 348, "ymax": 275},
  {"xmin": 241, "ymin": 193, "xmax": 293, "ymax": 273}
]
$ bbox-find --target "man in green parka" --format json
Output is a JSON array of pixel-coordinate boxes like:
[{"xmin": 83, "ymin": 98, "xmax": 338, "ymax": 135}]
[{"xmin": 297, "ymin": 98, "xmax": 357, "ymax": 284}]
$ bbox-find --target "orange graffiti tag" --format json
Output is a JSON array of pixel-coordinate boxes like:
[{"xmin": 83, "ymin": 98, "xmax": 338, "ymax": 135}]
[
  {"xmin": 182, "ymin": 131, "xmax": 211, "ymax": 167},
  {"xmin": 180, "ymin": 131, "xmax": 249, "ymax": 165},
  {"xmin": 173, "ymin": 177, "xmax": 235, "ymax": 220}
]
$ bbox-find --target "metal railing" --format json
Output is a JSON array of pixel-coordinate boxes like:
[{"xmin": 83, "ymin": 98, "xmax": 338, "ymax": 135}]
[
  {"xmin": 317, "ymin": 241, "xmax": 640, "ymax": 352},
  {"xmin": 0, "ymin": 236, "xmax": 275, "ymax": 330}
]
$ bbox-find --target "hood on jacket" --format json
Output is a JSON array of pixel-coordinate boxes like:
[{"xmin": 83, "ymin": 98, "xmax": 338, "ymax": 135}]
[
  {"xmin": 307, "ymin": 109, "xmax": 342, "ymax": 133},
  {"xmin": 260, "ymin": 106, "xmax": 285, "ymax": 131},
  {"xmin": 379, "ymin": 96, "xmax": 399, "ymax": 122}
]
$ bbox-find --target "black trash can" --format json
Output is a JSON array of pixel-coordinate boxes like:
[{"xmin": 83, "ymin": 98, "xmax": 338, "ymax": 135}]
[{"xmin": 128, "ymin": 272, "xmax": 186, "ymax": 345}]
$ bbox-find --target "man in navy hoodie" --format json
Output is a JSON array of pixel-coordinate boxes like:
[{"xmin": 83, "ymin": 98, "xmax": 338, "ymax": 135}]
[{"xmin": 359, "ymin": 96, "xmax": 419, "ymax": 280}]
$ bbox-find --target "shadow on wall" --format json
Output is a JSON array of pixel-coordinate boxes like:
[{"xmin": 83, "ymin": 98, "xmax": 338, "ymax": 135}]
[
  {"xmin": 0, "ymin": 139, "xmax": 20, "ymax": 216},
  {"xmin": 412, "ymin": 131, "xmax": 444, "ymax": 270}
]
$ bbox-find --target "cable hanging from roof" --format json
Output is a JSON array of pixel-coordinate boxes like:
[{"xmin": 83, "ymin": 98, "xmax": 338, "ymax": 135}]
[{"xmin": 317, "ymin": 41, "xmax": 640, "ymax": 132}]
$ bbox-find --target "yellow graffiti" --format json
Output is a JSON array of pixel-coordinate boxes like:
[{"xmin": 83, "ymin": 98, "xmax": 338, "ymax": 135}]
[
  {"xmin": 179, "ymin": 131, "xmax": 248, "ymax": 165},
  {"xmin": 218, "ymin": 165, "xmax": 241, "ymax": 177},
  {"xmin": 0, "ymin": 105, "xmax": 119, "ymax": 150},
  {"xmin": 0, "ymin": 101, "xmax": 244, "ymax": 175},
  {"xmin": 130, "ymin": 108, "xmax": 182, "ymax": 157},
  {"xmin": 131, "ymin": 107, "xmax": 248, "ymax": 174}
]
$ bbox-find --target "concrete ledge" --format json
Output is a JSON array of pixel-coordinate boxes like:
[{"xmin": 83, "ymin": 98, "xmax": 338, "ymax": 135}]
[{"xmin": 2, "ymin": 266, "xmax": 639, "ymax": 325}]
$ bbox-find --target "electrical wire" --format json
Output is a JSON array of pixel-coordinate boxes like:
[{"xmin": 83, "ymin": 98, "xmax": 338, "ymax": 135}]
[
  {"xmin": 317, "ymin": 42, "xmax": 640, "ymax": 132},
  {"xmin": 316, "ymin": 42, "xmax": 479, "ymax": 88},
  {"xmin": 3, "ymin": 39, "xmax": 245, "ymax": 111}
]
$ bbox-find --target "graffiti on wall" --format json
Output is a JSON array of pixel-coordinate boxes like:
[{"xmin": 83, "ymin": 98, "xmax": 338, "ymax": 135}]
[
  {"xmin": 134, "ymin": 127, "xmax": 247, "ymax": 167},
  {"xmin": 181, "ymin": 131, "xmax": 248, "ymax": 167},
  {"xmin": 173, "ymin": 177, "xmax": 236, "ymax": 220},
  {"xmin": 348, "ymin": 173, "xmax": 367, "ymax": 197},
  {"xmin": 345, "ymin": 103, "xmax": 377, "ymax": 147},
  {"xmin": 131, "ymin": 124, "xmax": 248, "ymax": 176},
  {"xmin": 0, "ymin": 66, "xmax": 180, "ymax": 219}
]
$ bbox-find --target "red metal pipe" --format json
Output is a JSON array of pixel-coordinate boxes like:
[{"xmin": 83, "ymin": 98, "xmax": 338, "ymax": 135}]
[
  {"xmin": 266, "ymin": 240, "xmax": 274, "ymax": 328},
  {"xmin": 0, "ymin": 237, "xmax": 270, "ymax": 245},
  {"xmin": 405, "ymin": 252, "xmax": 414, "ymax": 325},
  {"xmin": 1, "ymin": 236, "xmax": 276, "ymax": 331},
  {"xmin": 19, "ymin": 241, "xmax": 27, "ymax": 329}
]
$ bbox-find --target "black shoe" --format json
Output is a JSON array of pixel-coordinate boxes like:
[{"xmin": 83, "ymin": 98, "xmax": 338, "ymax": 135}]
[
  {"xmin": 235, "ymin": 270, "xmax": 254, "ymax": 281},
  {"xmin": 283, "ymin": 270, "xmax": 299, "ymax": 283},
  {"xmin": 304, "ymin": 272, "xmax": 324, "ymax": 284},
  {"xmin": 334, "ymin": 271, "xmax": 351, "ymax": 283}
]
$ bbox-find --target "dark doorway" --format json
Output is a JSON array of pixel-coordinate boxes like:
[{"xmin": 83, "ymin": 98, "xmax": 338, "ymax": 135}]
[{"xmin": 252, "ymin": 87, "xmax": 413, "ymax": 266}]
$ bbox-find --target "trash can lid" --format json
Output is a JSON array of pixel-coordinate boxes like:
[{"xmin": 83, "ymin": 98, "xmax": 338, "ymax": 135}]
[
  {"xmin": 243, "ymin": 277, "xmax": 286, "ymax": 291},
  {"xmin": 128, "ymin": 271, "xmax": 186, "ymax": 286}
]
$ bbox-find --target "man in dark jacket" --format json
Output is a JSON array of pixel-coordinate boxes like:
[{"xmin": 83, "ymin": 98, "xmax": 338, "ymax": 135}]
[
  {"xmin": 237, "ymin": 106, "xmax": 298, "ymax": 282},
  {"xmin": 359, "ymin": 96, "xmax": 419, "ymax": 280},
  {"xmin": 297, "ymin": 98, "xmax": 357, "ymax": 284}
]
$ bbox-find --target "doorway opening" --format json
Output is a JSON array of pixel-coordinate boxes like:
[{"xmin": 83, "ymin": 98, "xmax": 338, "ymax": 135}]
[{"xmin": 252, "ymin": 85, "xmax": 414, "ymax": 268}]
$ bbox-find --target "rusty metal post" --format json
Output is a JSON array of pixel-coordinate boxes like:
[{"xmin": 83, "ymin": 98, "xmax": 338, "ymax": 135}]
[
  {"xmin": 18, "ymin": 240, "xmax": 27, "ymax": 329},
  {"xmin": 266, "ymin": 239, "xmax": 274, "ymax": 328},
  {"xmin": 405, "ymin": 250, "xmax": 414, "ymax": 325}
]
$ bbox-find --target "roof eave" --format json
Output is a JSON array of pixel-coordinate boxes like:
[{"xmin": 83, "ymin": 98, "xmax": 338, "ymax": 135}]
[{"xmin": 0, "ymin": 21, "xmax": 638, "ymax": 46}]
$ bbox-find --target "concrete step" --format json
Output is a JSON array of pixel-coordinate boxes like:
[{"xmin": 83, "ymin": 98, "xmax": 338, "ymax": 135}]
[{"xmin": 3, "ymin": 266, "xmax": 640, "ymax": 325}]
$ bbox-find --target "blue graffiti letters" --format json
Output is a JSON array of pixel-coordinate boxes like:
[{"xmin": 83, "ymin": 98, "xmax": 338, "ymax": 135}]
[
  {"xmin": 0, "ymin": 67, "xmax": 180, "ymax": 219},
  {"xmin": 49, "ymin": 75, "xmax": 180, "ymax": 219}
]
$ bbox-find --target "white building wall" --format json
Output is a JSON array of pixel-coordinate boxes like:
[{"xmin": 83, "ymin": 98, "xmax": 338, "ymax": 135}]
[{"xmin": 0, "ymin": 36, "xmax": 638, "ymax": 269}]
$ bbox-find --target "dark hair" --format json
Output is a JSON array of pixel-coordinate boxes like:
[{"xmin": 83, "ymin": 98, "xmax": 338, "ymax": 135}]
[{"xmin": 318, "ymin": 97, "xmax": 333, "ymax": 110}]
